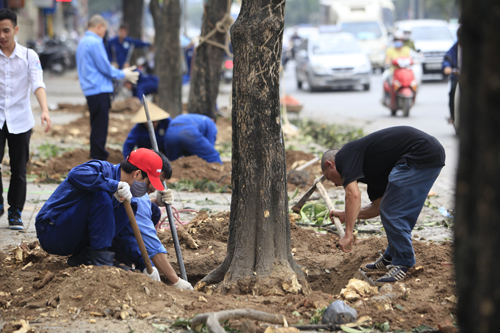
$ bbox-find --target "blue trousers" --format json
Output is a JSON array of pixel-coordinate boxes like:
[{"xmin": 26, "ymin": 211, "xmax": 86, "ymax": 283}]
[
  {"xmin": 134, "ymin": 76, "xmax": 159, "ymax": 102},
  {"xmin": 36, "ymin": 191, "xmax": 115, "ymax": 256},
  {"xmin": 379, "ymin": 163, "xmax": 442, "ymax": 267},
  {"xmin": 165, "ymin": 125, "xmax": 222, "ymax": 163}
]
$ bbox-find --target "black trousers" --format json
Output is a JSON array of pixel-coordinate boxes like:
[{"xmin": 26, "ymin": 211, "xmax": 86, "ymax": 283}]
[
  {"xmin": 86, "ymin": 92, "xmax": 111, "ymax": 160},
  {"xmin": 0, "ymin": 124, "xmax": 31, "ymax": 212}
]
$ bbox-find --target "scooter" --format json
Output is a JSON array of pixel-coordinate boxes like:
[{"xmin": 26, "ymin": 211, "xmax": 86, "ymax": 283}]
[{"xmin": 382, "ymin": 57, "xmax": 418, "ymax": 117}]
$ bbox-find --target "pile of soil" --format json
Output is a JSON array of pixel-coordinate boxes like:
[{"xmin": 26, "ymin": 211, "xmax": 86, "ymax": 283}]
[
  {"xmin": 0, "ymin": 211, "xmax": 456, "ymax": 331},
  {"xmin": 169, "ymin": 156, "xmax": 231, "ymax": 185},
  {"xmin": 29, "ymin": 149, "xmax": 124, "ymax": 180}
]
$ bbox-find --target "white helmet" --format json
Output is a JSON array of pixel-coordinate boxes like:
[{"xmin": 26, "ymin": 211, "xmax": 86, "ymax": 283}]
[{"xmin": 393, "ymin": 31, "xmax": 405, "ymax": 41}]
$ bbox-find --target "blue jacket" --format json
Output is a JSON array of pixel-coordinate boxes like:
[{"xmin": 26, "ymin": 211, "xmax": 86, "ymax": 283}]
[
  {"xmin": 164, "ymin": 114, "xmax": 222, "ymax": 163},
  {"xmin": 106, "ymin": 36, "xmax": 150, "ymax": 69},
  {"xmin": 123, "ymin": 118, "xmax": 170, "ymax": 158},
  {"xmin": 442, "ymin": 42, "xmax": 459, "ymax": 80},
  {"xmin": 76, "ymin": 31, "xmax": 124, "ymax": 96}
]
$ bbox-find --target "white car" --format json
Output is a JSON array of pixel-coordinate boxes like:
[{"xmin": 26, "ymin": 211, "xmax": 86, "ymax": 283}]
[
  {"xmin": 394, "ymin": 20, "xmax": 455, "ymax": 75},
  {"xmin": 295, "ymin": 32, "xmax": 372, "ymax": 91}
]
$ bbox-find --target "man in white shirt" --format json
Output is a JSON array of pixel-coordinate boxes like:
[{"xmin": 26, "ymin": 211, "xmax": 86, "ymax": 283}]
[{"xmin": 0, "ymin": 9, "xmax": 51, "ymax": 230}]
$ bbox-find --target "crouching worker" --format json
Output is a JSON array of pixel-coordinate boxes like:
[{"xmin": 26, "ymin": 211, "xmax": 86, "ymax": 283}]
[{"xmin": 35, "ymin": 148, "xmax": 192, "ymax": 289}]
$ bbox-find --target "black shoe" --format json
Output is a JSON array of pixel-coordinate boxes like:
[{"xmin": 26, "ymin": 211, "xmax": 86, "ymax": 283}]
[
  {"xmin": 375, "ymin": 265, "xmax": 410, "ymax": 286},
  {"xmin": 90, "ymin": 250, "xmax": 115, "ymax": 266},
  {"xmin": 67, "ymin": 247, "xmax": 92, "ymax": 266},
  {"xmin": 365, "ymin": 253, "xmax": 392, "ymax": 271},
  {"xmin": 8, "ymin": 208, "xmax": 23, "ymax": 231}
]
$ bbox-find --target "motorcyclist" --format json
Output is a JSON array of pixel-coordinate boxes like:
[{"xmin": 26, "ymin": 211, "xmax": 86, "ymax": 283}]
[
  {"xmin": 442, "ymin": 27, "xmax": 461, "ymax": 124},
  {"xmin": 402, "ymin": 29, "xmax": 417, "ymax": 51},
  {"xmin": 382, "ymin": 32, "xmax": 412, "ymax": 102}
]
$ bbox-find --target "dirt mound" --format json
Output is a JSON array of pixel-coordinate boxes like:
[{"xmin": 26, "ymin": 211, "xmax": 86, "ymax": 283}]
[
  {"xmin": 29, "ymin": 148, "xmax": 124, "ymax": 180},
  {"xmin": 169, "ymin": 156, "xmax": 232, "ymax": 185},
  {"xmin": 0, "ymin": 211, "xmax": 456, "ymax": 331}
]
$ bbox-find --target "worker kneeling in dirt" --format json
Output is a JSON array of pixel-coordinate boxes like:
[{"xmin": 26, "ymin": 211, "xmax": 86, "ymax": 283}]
[
  {"xmin": 35, "ymin": 148, "xmax": 192, "ymax": 289},
  {"xmin": 123, "ymin": 102, "xmax": 170, "ymax": 159},
  {"xmin": 321, "ymin": 126, "xmax": 445, "ymax": 286},
  {"xmin": 164, "ymin": 113, "xmax": 222, "ymax": 164}
]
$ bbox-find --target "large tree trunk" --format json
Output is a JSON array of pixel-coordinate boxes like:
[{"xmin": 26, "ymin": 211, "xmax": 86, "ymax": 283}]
[
  {"xmin": 187, "ymin": 0, "xmax": 231, "ymax": 120},
  {"xmin": 122, "ymin": 0, "xmax": 143, "ymax": 39},
  {"xmin": 455, "ymin": 0, "xmax": 500, "ymax": 331},
  {"xmin": 150, "ymin": 0, "xmax": 182, "ymax": 118},
  {"xmin": 198, "ymin": 0, "xmax": 310, "ymax": 296}
]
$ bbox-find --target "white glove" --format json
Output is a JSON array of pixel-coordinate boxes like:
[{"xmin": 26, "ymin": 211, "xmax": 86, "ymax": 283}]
[
  {"xmin": 156, "ymin": 189, "xmax": 173, "ymax": 207},
  {"xmin": 173, "ymin": 278, "xmax": 194, "ymax": 290},
  {"xmin": 143, "ymin": 267, "xmax": 160, "ymax": 281},
  {"xmin": 114, "ymin": 181, "xmax": 132, "ymax": 203},
  {"xmin": 122, "ymin": 65, "xmax": 139, "ymax": 84}
]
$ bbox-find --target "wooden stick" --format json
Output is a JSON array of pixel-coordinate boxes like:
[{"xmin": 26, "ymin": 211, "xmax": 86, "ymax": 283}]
[
  {"xmin": 123, "ymin": 200, "xmax": 153, "ymax": 274},
  {"xmin": 294, "ymin": 157, "xmax": 320, "ymax": 171},
  {"xmin": 316, "ymin": 182, "xmax": 345, "ymax": 239}
]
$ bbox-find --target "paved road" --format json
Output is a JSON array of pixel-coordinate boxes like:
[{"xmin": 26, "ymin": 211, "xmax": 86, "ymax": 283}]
[{"xmin": 282, "ymin": 62, "xmax": 457, "ymax": 208}]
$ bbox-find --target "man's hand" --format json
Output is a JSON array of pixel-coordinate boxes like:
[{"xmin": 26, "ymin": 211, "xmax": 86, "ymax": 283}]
[
  {"xmin": 41, "ymin": 110, "xmax": 51, "ymax": 133},
  {"xmin": 123, "ymin": 66, "xmax": 139, "ymax": 84},
  {"xmin": 156, "ymin": 189, "xmax": 173, "ymax": 207},
  {"xmin": 443, "ymin": 66, "xmax": 452, "ymax": 75},
  {"xmin": 143, "ymin": 267, "xmax": 161, "ymax": 281},
  {"xmin": 338, "ymin": 232, "xmax": 354, "ymax": 253},
  {"xmin": 114, "ymin": 181, "xmax": 132, "ymax": 202},
  {"xmin": 329, "ymin": 209, "xmax": 346, "ymax": 223},
  {"xmin": 173, "ymin": 277, "xmax": 194, "ymax": 290}
]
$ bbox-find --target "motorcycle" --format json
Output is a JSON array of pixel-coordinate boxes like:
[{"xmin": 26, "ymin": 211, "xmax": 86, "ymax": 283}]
[
  {"xmin": 28, "ymin": 37, "xmax": 76, "ymax": 75},
  {"xmin": 382, "ymin": 57, "xmax": 418, "ymax": 117}
]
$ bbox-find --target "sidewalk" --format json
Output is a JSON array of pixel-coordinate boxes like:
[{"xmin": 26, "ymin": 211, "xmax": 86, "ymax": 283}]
[{"xmin": 0, "ymin": 179, "xmax": 232, "ymax": 249}]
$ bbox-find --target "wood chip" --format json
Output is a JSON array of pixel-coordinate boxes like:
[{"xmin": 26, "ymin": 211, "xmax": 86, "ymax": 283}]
[
  {"xmin": 199, "ymin": 296, "xmax": 208, "ymax": 302},
  {"xmin": 90, "ymin": 312, "xmax": 105, "ymax": 317}
]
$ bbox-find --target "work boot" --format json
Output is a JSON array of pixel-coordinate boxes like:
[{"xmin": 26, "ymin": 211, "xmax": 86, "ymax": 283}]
[
  {"xmin": 67, "ymin": 247, "xmax": 92, "ymax": 267},
  {"xmin": 365, "ymin": 253, "xmax": 392, "ymax": 271},
  {"xmin": 8, "ymin": 208, "xmax": 23, "ymax": 231},
  {"xmin": 113, "ymin": 259, "xmax": 132, "ymax": 271},
  {"xmin": 90, "ymin": 250, "xmax": 115, "ymax": 266},
  {"xmin": 375, "ymin": 265, "xmax": 409, "ymax": 286}
]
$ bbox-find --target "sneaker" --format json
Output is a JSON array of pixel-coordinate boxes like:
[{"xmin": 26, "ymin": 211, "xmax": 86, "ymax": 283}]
[
  {"xmin": 365, "ymin": 253, "xmax": 392, "ymax": 271},
  {"xmin": 8, "ymin": 208, "xmax": 23, "ymax": 230},
  {"xmin": 375, "ymin": 265, "xmax": 409, "ymax": 286}
]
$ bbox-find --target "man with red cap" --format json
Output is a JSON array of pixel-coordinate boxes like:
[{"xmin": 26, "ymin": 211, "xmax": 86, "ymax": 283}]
[{"xmin": 35, "ymin": 148, "xmax": 192, "ymax": 289}]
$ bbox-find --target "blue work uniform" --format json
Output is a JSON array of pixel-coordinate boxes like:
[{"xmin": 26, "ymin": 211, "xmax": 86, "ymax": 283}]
[
  {"xmin": 123, "ymin": 118, "xmax": 170, "ymax": 158},
  {"xmin": 77, "ymin": 31, "xmax": 125, "ymax": 160},
  {"xmin": 133, "ymin": 71, "xmax": 159, "ymax": 102},
  {"xmin": 164, "ymin": 114, "xmax": 222, "ymax": 164},
  {"xmin": 112, "ymin": 195, "xmax": 167, "ymax": 271},
  {"xmin": 106, "ymin": 37, "xmax": 150, "ymax": 69}
]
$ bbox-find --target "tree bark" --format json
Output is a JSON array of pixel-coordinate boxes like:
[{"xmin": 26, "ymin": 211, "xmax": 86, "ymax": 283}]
[
  {"xmin": 122, "ymin": 0, "xmax": 144, "ymax": 39},
  {"xmin": 455, "ymin": 0, "xmax": 500, "ymax": 332},
  {"xmin": 187, "ymin": 0, "xmax": 231, "ymax": 120},
  {"xmin": 150, "ymin": 0, "xmax": 182, "ymax": 118},
  {"xmin": 198, "ymin": 0, "xmax": 310, "ymax": 296}
]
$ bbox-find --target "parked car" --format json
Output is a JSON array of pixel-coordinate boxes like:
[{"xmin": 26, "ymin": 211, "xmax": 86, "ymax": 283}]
[
  {"xmin": 394, "ymin": 20, "xmax": 454, "ymax": 75},
  {"xmin": 295, "ymin": 32, "xmax": 372, "ymax": 91}
]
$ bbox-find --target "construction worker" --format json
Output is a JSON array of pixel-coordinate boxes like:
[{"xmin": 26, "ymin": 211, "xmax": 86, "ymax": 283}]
[
  {"xmin": 164, "ymin": 113, "xmax": 222, "ymax": 164},
  {"xmin": 76, "ymin": 15, "xmax": 139, "ymax": 161},
  {"xmin": 35, "ymin": 149, "xmax": 192, "ymax": 289},
  {"xmin": 321, "ymin": 126, "xmax": 445, "ymax": 285},
  {"xmin": 123, "ymin": 102, "xmax": 170, "ymax": 158},
  {"xmin": 106, "ymin": 23, "xmax": 150, "ymax": 69}
]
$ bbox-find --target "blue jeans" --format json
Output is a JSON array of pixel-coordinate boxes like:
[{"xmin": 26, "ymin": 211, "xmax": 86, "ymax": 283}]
[{"xmin": 379, "ymin": 162, "xmax": 442, "ymax": 267}]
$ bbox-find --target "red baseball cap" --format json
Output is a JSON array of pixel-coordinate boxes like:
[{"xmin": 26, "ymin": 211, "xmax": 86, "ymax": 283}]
[{"xmin": 127, "ymin": 148, "xmax": 165, "ymax": 191}]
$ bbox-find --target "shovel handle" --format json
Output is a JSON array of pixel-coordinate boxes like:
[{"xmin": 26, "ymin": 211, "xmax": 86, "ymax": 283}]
[
  {"xmin": 316, "ymin": 182, "xmax": 346, "ymax": 238},
  {"xmin": 123, "ymin": 200, "xmax": 153, "ymax": 274}
]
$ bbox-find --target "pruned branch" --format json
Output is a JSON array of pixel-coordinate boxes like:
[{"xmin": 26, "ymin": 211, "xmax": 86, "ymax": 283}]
[{"xmin": 192, "ymin": 309, "xmax": 286, "ymax": 333}]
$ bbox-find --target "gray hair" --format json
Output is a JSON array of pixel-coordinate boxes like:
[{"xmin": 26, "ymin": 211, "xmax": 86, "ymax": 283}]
[
  {"xmin": 321, "ymin": 149, "xmax": 339, "ymax": 172},
  {"xmin": 88, "ymin": 14, "xmax": 107, "ymax": 28}
]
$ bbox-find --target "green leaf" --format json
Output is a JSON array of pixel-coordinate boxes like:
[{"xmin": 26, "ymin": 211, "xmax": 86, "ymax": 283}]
[
  {"xmin": 340, "ymin": 326, "xmax": 364, "ymax": 333},
  {"xmin": 292, "ymin": 311, "xmax": 301, "ymax": 317},
  {"xmin": 394, "ymin": 304, "xmax": 404, "ymax": 311},
  {"xmin": 375, "ymin": 321, "xmax": 390, "ymax": 332},
  {"xmin": 291, "ymin": 187, "xmax": 300, "ymax": 199},
  {"xmin": 412, "ymin": 324, "xmax": 435, "ymax": 332}
]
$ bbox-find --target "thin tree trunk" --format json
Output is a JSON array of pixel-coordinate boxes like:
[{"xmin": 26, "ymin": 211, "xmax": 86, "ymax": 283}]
[
  {"xmin": 122, "ymin": 0, "xmax": 143, "ymax": 39},
  {"xmin": 187, "ymin": 0, "xmax": 230, "ymax": 119},
  {"xmin": 455, "ymin": 0, "xmax": 500, "ymax": 331},
  {"xmin": 199, "ymin": 0, "xmax": 310, "ymax": 296},
  {"xmin": 150, "ymin": 0, "xmax": 182, "ymax": 118}
]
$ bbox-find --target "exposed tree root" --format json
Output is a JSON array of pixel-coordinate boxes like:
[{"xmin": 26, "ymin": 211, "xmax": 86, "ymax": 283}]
[{"xmin": 191, "ymin": 308, "xmax": 287, "ymax": 333}]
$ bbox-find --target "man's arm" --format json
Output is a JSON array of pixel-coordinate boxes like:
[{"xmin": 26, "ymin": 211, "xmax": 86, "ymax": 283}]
[
  {"xmin": 34, "ymin": 88, "xmax": 51, "ymax": 133},
  {"xmin": 331, "ymin": 197, "xmax": 381, "ymax": 222},
  {"xmin": 90, "ymin": 40, "xmax": 125, "ymax": 80},
  {"xmin": 338, "ymin": 181, "xmax": 361, "ymax": 252},
  {"xmin": 128, "ymin": 37, "xmax": 150, "ymax": 49}
]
